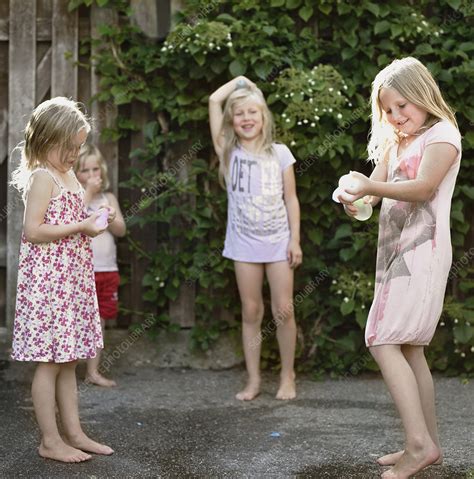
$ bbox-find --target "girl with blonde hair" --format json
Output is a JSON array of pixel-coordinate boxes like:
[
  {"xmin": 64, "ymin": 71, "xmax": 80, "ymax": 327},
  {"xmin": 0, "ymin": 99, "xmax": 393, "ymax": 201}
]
[
  {"xmin": 11, "ymin": 97, "xmax": 116, "ymax": 462},
  {"xmin": 209, "ymin": 76, "xmax": 302, "ymax": 401},
  {"xmin": 75, "ymin": 144, "xmax": 126, "ymax": 388},
  {"xmin": 338, "ymin": 57, "xmax": 462, "ymax": 478}
]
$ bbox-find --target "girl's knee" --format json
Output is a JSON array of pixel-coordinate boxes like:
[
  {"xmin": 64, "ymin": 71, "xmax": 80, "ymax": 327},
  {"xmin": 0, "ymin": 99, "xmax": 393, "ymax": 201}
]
[
  {"xmin": 36, "ymin": 362, "xmax": 61, "ymax": 374},
  {"xmin": 401, "ymin": 344, "xmax": 425, "ymax": 362},
  {"xmin": 59, "ymin": 360, "xmax": 78, "ymax": 371},
  {"xmin": 242, "ymin": 301, "xmax": 264, "ymax": 323},
  {"xmin": 271, "ymin": 302, "xmax": 294, "ymax": 324}
]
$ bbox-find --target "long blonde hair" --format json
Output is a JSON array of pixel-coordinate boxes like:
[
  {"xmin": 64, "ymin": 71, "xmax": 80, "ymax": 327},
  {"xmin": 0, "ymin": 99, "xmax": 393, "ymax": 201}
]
[
  {"xmin": 368, "ymin": 57, "xmax": 457, "ymax": 164},
  {"xmin": 74, "ymin": 143, "xmax": 110, "ymax": 191},
  {"xmin": 219, "ymin": 86, "xmax": 275, "ymax": 186},
  {"xmin": 11, "ymin": 97, "xmax": 91, "ymax": 193}
]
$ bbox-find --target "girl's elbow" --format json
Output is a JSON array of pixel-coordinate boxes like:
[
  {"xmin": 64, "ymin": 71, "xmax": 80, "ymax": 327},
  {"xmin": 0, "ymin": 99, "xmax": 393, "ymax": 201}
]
[
  {"xmin": 419, "ymin": 184, "xmax": 436, "ymax": 202},
  {"xmin": 24, "ymin": 228, "xmax": 40, "ymax": 244}
]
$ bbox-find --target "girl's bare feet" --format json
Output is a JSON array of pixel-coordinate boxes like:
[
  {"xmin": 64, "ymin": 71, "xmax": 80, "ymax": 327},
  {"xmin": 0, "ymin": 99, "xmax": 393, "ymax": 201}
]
[
  {"xmin": 38, "ymin": 439, "xmax": 91, "ymax": 463},
  {"xmin": 65, "ymin": 432, "xmax": 114, "ymax": 455},
  {"xmin": 377, "ymin": 449, "xmax": 443, "ymax": 466},
  {"xmin": 276, "ymin": 373, "xmax": 296, "ymax": 400},
  {"xmin": 380, "ymin": 443, "xmax": 441, "ymax": 479},
  {"xmin": 236, "ymin": 378, "xmax": 260, "ymax": 401},
  {"xmin": 85, "ymin": 372, "xmax": 117, "ymax": 388}
]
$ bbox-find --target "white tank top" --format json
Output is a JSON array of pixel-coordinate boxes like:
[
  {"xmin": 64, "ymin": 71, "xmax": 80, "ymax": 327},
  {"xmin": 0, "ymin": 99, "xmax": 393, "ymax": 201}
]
[{"xmin": 88, "ymin": 193, "xmax": 118, "ymax": 272}]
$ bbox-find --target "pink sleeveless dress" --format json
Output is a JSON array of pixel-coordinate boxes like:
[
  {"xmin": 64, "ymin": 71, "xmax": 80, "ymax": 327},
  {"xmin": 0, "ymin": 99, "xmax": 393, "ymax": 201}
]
[
  {"xmin": 11, "ymin": 168, "xmax": 103, "ymax": 363},
  {"xmin": 365, "ymin": 121, "xmax": 462, "ymax": 347}
]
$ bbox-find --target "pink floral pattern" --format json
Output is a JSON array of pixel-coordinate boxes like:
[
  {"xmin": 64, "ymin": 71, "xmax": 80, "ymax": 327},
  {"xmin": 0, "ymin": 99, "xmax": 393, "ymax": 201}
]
[{"xmin": 11, "ymin": 169, "xmax": 103, "ymax": 363}]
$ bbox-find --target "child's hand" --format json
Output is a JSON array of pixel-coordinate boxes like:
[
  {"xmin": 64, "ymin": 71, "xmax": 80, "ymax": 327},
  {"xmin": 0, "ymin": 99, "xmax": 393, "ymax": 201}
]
[
  {"xmin": 80, "ymin": 213, "xmax": 107, "ymax": 237},
  {"xmin": 234, "ymin": 76, "xmax": 256, "ymax": 89},
  {"xmin": 343, "ymin": 195, "xmax": 372, "ymax": 217},
  {"xmin": 343, "ymin": 171, "xmax": 371, "ymax": 199},
  {"xmin": 99, "ymin": 204, "xmax": 116, "ymax": 224},
  {"xmin": 287, "ymin": 239, "xmax": 303, "ymax": 269},
  {"xmin": 85, "ymin": 176, "xmax": 102, "ymax": 194}
]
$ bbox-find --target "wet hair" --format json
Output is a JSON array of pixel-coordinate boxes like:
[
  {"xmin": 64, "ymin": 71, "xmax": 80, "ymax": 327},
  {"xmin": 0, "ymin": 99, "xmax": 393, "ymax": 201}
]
[
  {"xmin": 368, "ymin": 57, "xmax": 457, "ymax": 164},
  {"xmin": 74, "ymin": 143, "xmax": 110, "ymax": 191},
  {"xmin": 11, "ymin": 97, "xmax": 90, "ymax": 193},
  {"xmin": 218, "ymin": 86, "xmax": 275, "ymax": 186}
]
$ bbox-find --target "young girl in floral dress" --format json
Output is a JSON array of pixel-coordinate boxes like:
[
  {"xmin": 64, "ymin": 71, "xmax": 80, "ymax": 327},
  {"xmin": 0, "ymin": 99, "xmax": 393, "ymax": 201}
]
[{"xmin": 11, "ymin": 97, "xmax": 116, "ymax": 462}]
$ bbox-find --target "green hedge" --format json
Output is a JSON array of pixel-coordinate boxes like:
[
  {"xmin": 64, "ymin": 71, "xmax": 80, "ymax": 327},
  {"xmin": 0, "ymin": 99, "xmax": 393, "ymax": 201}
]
[{"xmin": 73, "ymin": 0, "xmax": 474, "ymax": 376}]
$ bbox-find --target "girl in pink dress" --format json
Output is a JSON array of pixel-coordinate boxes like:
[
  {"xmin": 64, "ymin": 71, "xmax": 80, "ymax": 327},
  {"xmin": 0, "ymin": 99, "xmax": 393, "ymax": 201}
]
[
  {"xmin": 209, "ymin": 77, "xmax": 302, "ymax": 401},
  {"xmin": 11, "ymin": 97, "xmax": 116, "ymax": 463},
  {"xmin": 339, "ymin": 58, "xmax": 462, "ymax": 478}
]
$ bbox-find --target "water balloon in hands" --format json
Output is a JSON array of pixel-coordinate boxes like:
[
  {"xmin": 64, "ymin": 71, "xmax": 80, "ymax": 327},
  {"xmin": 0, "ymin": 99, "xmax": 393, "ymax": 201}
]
[{"xmin": 332, "ymin": 171, "xmax": 373, "ymax": 221}]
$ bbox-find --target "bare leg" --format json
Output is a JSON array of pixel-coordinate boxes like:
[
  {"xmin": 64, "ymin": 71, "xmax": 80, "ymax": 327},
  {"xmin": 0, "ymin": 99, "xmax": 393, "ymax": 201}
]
[
  {"xmin": 370, "ymin": 345, "xmax": 440, "ymax": 478},
  {"xmin": 32, "ymin": 363, "xmax": 91, "ymax": 463},
  {"xmin": 234, "ymin": 261, "xmax": 265, "ymax": 401},
  {"xmin": 265, "ymin": 261, "xmax": 296, "ymax": 400},
  {"xmin": 377, "ymin": 345, "xmax": 442, "ymax": 466},
  {"xmin": 57, "ymin": 361, "xmax": 114, "ymax": 455},
  {"xmin": 86, "ymin": 319, "xmax": 117, "ymax": 388}
]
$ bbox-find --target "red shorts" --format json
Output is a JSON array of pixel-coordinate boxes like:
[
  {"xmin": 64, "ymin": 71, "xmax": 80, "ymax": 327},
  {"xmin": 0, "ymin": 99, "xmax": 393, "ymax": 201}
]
[{"xmin": 94, "ymin": 271, "xmax": 120, "ymax": 320}]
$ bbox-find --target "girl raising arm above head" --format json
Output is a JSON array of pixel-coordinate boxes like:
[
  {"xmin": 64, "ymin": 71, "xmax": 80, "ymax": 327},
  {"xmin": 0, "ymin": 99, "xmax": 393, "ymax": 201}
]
[{"xmin": 209, "ymin": 77, "xmax": 302, "ymax": 401}]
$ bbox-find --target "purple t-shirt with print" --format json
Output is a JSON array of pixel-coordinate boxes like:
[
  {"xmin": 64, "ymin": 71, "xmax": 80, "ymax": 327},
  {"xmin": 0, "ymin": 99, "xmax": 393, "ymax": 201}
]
[{"xmin": 222, "ymin": 143, "xmax": 296, "ymax": 263}]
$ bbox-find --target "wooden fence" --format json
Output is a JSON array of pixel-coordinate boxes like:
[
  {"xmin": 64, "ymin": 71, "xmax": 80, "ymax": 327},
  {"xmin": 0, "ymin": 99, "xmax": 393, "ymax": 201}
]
[{"xmin": 0, "ymin": 0, "xmax": 193, "ymax": 332}]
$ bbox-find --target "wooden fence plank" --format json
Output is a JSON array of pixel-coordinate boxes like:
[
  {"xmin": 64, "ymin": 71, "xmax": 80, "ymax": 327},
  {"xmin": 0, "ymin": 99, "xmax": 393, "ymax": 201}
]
[
  {"xmin": 52, "ymin": 0, "xmax": 78, "ymax": 98},
  {"xmin": 90, "ymin": 5, "xmax": 118, "ymax": 196},
  {"xmin": 168, "ymin": 141, "xmax": 196, "ymax": 328},
  {"xmin": 7, "ymin": 0, "xmax": 36, "ymax": 328},
  {"xmin": 127, "ymin": 101, "xmax": 154, "ymax": 323},
  {"xmin": 36, "ymin": 47, "xmax": 52, "ymax": 103}
]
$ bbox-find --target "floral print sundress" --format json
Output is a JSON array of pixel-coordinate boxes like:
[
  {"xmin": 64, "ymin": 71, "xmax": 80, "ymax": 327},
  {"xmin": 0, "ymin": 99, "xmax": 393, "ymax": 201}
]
[{"xmin": 11, "ymin": 168, "xmax": 103, "ymax": 363}]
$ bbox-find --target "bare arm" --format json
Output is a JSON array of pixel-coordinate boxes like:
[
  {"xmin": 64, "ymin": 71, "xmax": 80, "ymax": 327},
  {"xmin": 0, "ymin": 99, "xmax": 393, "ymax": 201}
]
[
  {"xmin": 208, "ymin": 76, "xmax": 256, "ymax": 156},
  {"xmin": 367, "ymin": 160, "xmax": 388, "ymax": 206},
  {"xmin": 283, "ymin": 165, "xmax": 302, "ymax": 268},
  {"xmin": 347, "ymin": 143, "xmax": 458, "ymax": 202},
  {"xmin": 104, "ymin": 192, "xmax": 126, "ymax": 237},
  {"xmin": 23, "ymin": 171, "xmax": 104, "ymax": 244}
]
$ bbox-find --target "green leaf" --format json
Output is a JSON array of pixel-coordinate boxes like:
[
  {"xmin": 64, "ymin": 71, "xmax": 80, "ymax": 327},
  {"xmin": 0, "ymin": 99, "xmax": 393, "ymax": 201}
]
[
  {"xmin": 446, "ymin": 0, "xmax": 461, "ymax": 8},
  {"xmin": 374, "ymin": 20, "xmax": 390, "ymax": 34},
  {"xmin": 453, "ymin": 324, "xmax": 473, "ymax": 343},
  {"xmin": 298, "ymin": 5, "xmax": 313, "ymax": 21},
  {"xmin": 355, "ymin": 309, "xmax": 367, "ymax": 328},
  {"xmin": 460, "ymin": 185, "xmax": 474, "ymax": 199},
  {"xmin": 340, "ymin": 299, "xmax": 355, "ymax": 316},
  {"xmin": 366, "ymin": 2, "xmax": 380, "ymax": 16},
  {"xmin": 229, "ymin": 59, "xmax": 247, "ymax": 76},
  {"xmin": 271, "ymin": 0, "xmax": 285, "ymax": 6},
  {"xmin": 334, "ymin": 223, "xmax": 352, "ymax": 240},
  {"xmin": 216, "ymin": 13, "xmax": 236, "ymax": 23},
  {"xmin": 414, "ymin": 43, "xmax": 434, "ymax": 55},
  {"xmin": 318, "ymin": 3, "xmax": 332, "ymax": 14},
  {"xmin": 286, "ymin": 0, "xmax": 301, "ymax": 8}
]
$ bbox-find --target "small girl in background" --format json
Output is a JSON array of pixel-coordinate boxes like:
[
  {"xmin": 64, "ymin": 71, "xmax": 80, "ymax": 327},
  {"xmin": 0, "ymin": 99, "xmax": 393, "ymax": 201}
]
[
  {"xmin": 75, "ymin": 144, "xmax": 126, "ymax": 387},
  {"xmin": 11, "ymin": 97, "xmax": 115, "ymax": 462},
  {"xmin": 209, "ymin": 76, "xmax": 302, "ymax": 401},
  {"xmin": 339, "ymin": 57, "xmax": 462, "ymax": 478}
]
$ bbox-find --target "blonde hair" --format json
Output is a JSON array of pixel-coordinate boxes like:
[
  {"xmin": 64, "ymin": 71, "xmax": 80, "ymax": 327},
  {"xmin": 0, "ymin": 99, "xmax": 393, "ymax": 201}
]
[
  {"xmin": 74, "ymin": 143, "xmax": 110, "ymax": 191},
  {"xmin": 368, "ymin": 57, "xmax": 457, "ymax": 164},
  {"xmin": 11, "ymin": 97, "xmax": 91, "ymax": 193},
  {"xmin": 219, "ymin": 86, "xmax": 275, "ymax": 186}
]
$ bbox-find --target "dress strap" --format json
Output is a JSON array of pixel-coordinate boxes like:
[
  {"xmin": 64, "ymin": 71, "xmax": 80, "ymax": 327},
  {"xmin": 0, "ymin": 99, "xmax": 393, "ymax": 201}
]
[
  {"xmin": 31, "ymin": 168, "xmax": 64, "ymax": 190},
  {"xmin": 67, "ymin": 169, "xmax": 84, "ymax": 192}
]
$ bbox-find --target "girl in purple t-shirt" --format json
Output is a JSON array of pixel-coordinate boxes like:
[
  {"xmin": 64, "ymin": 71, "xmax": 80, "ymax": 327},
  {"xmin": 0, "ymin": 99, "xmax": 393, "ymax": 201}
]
[{"xmin": 209, "ymin": 76, "xmax": 302, "ymax": 401}]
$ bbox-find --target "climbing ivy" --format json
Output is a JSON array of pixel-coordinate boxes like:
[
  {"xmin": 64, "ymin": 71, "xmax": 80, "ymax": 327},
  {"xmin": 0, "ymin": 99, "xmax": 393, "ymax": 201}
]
[{"xmin": 72, "ymin": 0, "xmax": 474, "ymax": 375}]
